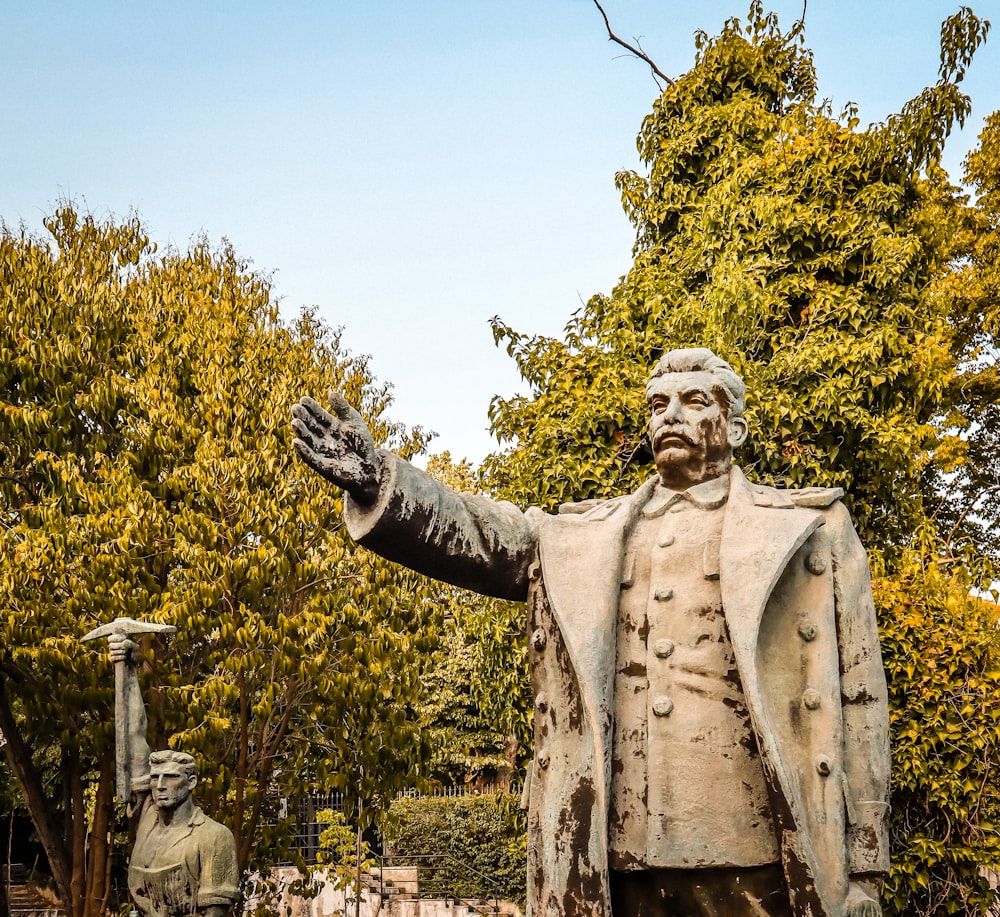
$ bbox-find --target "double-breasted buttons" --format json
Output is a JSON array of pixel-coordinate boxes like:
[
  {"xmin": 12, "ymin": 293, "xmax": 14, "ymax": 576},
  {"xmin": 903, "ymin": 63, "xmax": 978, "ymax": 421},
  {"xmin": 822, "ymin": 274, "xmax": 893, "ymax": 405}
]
[
  {"xmin": 653, "ymin": 639, "xmax": 675, "ymax": 658},
  {"xmin": 802, "ymin": 688, "xmax": 821, "ymax": 710},
  {"xmin": 538, "ymin": 751, "xmax": 550, "ymax": 770},
  {"xmin": 654, "ymin": 588, "xmax": 674, "ymax": 602},
  {"xmin": 798, "ymin": 622, "xmax": 818, "ymax": 642},
  {"xmin": 816, "ymin": 756, "xmax": 832, "ymax": 777},
  {"xmin": 805, "ymin": 553, "xmax": 827, "ymax": 575},
  {"xmin": 535, "ymin": 693, "xmax": 549, "ymax": 714},
  {"xmin": 531, "ymin": 628, "xmax": 547, "ymax": 652},
  {"xmin": 658, "ymin": 533, "xmax": 676, "ymax": 547},
  {"xmin": 652, "ymin": 696, "xmax": 674, "ymax": 717}
]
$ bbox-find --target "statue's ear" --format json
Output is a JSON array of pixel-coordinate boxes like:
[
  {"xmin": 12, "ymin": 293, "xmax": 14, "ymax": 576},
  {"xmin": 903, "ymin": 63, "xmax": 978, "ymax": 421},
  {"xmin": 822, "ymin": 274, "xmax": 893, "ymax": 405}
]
[
  {"xmin": 187, "ymin": 773, "xmax": 198, "ymax": 791},
  {"xmin": 728, "ymin": 416, "xmax": 749, "ymax": 449}
]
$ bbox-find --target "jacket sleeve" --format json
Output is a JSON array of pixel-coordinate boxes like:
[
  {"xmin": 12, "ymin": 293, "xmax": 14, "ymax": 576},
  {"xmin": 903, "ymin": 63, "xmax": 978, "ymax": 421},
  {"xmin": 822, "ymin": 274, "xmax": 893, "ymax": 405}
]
[
  {"xmin": 194, "ymin": 819, "xmax": 240, "ymax": 907},
  {"xmin": 343, "ymin": 450, "xmax": 540, "ymax": 601},
  {"xmin": 829, "ymin": 501, "xmax": 890, "ymax": 875}
]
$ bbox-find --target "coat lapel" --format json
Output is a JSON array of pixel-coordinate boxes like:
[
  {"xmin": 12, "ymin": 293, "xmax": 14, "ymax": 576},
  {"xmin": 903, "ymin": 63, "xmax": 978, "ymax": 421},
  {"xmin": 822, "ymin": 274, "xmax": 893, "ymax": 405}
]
[
  {"xmin": 720, "ymin": 467, "xmax": 823, "ymax": 662},
  {"xmin": 720, "ymin": 468, "xmax": 833, "ymax": 916},
  {"xmin": 537, "ymin": 477, "xmax": 657, "ymax": 734}
]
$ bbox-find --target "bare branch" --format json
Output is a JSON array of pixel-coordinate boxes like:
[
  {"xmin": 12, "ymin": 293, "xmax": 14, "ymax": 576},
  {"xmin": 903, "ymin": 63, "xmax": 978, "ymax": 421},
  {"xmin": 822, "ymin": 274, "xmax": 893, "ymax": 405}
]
[
  {"xmin": 592, "ymin": 0, "xmax": 674, "ymax": 89},
  {"xmin": 945, "ymin": 482, "xmax": 1000, "ymax": 550}
]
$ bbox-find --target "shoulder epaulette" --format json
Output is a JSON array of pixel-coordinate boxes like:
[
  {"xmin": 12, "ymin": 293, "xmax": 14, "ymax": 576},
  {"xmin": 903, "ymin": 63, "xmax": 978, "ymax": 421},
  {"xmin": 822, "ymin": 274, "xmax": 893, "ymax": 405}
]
[
  {"xmin": 749, "ymin": 483, "xmax": 844, "ymax": 509},
  {"xmin": 788, "ymin": 486, "xmax": 845, "ymax": 508},
  {"xmin": 558, "ymin": 498, "xmax": 607, "ymax": 515}
]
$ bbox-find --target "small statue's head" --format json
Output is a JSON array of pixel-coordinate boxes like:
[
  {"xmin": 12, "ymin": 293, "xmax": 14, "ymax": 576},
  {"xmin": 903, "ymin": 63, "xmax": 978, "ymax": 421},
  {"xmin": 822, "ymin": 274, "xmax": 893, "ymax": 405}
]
[
  {"xmin": 645, "ymin": 347, "xmax": 749, "ymax": 488},
  {"xmin": 149, "ymin": 749, "xmax": 198, "ymax": 811}
]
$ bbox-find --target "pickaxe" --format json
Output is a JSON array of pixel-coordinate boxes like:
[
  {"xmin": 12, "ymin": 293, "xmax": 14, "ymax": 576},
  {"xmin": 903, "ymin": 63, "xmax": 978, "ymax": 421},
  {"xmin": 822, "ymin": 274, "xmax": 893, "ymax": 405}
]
[{"xmin": 81, "ymin": 617, "xmax": 177, "ymax": 801}]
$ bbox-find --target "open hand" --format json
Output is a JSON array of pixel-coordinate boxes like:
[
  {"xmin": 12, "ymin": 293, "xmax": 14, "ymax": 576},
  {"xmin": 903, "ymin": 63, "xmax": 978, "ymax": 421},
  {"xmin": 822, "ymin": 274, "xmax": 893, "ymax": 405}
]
[{"xmin": 291, "ymin": 392, "xmax": 381, "ymax": 504}]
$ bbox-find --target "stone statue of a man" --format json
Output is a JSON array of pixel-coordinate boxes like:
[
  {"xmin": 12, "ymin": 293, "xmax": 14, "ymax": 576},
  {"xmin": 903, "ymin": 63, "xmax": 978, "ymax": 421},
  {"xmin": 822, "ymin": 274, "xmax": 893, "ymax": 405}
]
[
  {"xmin": 291, "ymin": 347, "xmax": 890, "ymax": 917},
  {"xmin": 108, "ymin": 634, "xmax": 240, "ymax": 917}
]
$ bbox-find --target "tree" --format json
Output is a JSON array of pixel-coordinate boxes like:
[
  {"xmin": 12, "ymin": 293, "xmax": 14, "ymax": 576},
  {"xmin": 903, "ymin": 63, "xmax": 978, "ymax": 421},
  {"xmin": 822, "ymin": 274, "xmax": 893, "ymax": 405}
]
[
  {"xmin": 0, "ymin": 206, "xmax": 442, "ymax": 916},
  {"xmin": 483, "ymin": 5, "xmax": 998, "ymax": 914},
  {"xmin": 485, "ymin": 4, "xmax": 986, "ymax": 546},
  {"xmin": 419, "ymin": 453, "xmax": 531, "ymax": 789},
  {"xmin": 927, "ymin": 109, "xmax": 1000, "ymax": 563}
]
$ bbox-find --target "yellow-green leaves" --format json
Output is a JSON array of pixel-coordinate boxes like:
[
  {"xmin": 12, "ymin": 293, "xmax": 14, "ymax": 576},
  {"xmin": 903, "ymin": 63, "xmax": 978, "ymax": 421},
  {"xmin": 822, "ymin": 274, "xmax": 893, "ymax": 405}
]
[{"xmin": 0, "ymin": 206, "xmax": 441, "ymax": 911}]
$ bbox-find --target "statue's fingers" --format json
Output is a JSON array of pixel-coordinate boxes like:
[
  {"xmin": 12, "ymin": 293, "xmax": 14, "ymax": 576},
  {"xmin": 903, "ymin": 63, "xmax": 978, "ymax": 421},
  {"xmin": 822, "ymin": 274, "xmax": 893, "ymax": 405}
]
[
  {"xmin": 291, "ymin": 415, "xmax": 320, "ymax": 444},
  {"xmin": 293, "ymin": 437, "xmax": 323, "ymax": 467},
  {"xmin": 291, "ymin": 405, "xmax": 334, "ymax": 442},
  {"xmin": 327, "ymin": 391, "xmax": 364, "ymax": 426},
  {"xmin": 294, "ymin": 395, "xmax": 336, "ymax": 430}
]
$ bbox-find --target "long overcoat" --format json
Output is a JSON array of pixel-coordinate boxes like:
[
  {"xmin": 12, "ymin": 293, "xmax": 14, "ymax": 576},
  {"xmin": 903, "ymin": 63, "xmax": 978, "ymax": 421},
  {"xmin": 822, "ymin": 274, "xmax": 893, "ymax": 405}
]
[{"xmin": 345, "ymin": 453, "xmax": 890, "ymax": 917}]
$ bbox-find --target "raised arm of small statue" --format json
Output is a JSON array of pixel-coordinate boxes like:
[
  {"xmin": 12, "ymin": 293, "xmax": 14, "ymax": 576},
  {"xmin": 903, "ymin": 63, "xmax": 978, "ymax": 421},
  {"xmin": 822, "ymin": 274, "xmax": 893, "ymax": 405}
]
[{"xmin": 107, "ymin": 632, "xmax": 151, "ymax": 800}]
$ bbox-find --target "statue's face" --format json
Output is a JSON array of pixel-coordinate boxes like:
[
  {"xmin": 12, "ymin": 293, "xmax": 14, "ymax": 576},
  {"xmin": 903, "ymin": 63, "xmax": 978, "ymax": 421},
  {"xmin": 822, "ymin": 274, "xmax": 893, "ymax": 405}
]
[
  {"xmin": 150, "ymin": 763, "xmax": 196, "ymax": 811},
  {"xmin": 647, "ymin": 370, "xmax": 747, "ymax": 487}
]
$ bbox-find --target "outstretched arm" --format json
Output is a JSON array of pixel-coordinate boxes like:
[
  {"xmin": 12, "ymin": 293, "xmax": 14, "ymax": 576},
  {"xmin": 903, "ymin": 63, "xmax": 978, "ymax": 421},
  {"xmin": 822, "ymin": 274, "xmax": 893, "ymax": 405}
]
[
  {"xmin": 291, "ymin": 393, "xmax": 382, "ymax": 504},
  {"xmin": 291, "ymin": 393, "xmax": 540, "ymax": 601}
]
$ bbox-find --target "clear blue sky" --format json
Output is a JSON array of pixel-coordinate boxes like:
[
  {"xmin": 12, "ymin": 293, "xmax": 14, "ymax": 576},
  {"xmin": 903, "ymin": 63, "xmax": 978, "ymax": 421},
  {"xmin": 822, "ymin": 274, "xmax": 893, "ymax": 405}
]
[{"xmin": 3, "ymin": 1, "xmax": 998, "ymax": 463}]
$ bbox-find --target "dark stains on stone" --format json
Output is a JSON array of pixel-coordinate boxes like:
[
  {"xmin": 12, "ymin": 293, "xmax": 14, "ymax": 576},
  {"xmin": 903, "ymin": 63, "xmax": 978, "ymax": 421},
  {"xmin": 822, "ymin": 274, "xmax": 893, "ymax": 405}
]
[
  {"xmin": 560, "ymin": 778, "xmax": 603, "ymax": 914},
  {"xmin": 853, "ymin": 823, "xmax": 879, "ymax": 853},
  {"xmin": 841, "ymin": 686, "xmax": 876, "ymax": 706}
]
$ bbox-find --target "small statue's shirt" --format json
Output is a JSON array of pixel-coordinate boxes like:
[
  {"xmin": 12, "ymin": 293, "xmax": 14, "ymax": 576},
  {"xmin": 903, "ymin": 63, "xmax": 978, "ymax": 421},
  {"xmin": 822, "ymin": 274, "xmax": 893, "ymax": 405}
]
[{"xmin": 129, "ymin": 797, "xmax": 239, "ymax": 917}]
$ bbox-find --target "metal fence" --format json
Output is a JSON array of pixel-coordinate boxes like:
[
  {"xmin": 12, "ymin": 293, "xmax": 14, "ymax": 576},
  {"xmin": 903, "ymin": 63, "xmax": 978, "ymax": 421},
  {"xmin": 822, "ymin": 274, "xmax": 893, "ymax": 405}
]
[{"xmin": 280, "ymin": 782, "xmax": 522, "ymax": 865}]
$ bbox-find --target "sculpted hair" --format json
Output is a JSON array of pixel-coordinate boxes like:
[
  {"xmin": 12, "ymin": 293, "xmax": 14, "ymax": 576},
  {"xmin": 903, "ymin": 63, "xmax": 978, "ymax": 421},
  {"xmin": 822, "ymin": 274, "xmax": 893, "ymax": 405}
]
[
  {"xmin": 149, "ymin": 749, "xmax": 197, "ymax": 777},
  {"xmin": 647, "ymin": 347, "xmax": 746, "ymax": 418}
]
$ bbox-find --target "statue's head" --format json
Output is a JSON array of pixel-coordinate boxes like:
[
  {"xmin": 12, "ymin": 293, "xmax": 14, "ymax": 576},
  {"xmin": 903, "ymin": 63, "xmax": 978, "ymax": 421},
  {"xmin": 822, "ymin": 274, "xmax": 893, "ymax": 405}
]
[
  {"xmin": 149, "ymin": 749, "xmax": 197, "ymax": 811},
  {"xmin": 645, "ymin": 347, "xmax": 748, "ymax": 489}
]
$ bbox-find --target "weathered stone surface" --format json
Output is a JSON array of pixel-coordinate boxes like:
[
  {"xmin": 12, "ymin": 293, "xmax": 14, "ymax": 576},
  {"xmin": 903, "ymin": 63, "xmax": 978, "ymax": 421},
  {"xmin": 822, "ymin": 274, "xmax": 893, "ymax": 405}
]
[
  {"xmin": 292, "ymin": 347, "xmax": 890, "ymax": 917},
  {"xmin": 92, "ymin": 632, "xmax": 240, "ymax": 917}
]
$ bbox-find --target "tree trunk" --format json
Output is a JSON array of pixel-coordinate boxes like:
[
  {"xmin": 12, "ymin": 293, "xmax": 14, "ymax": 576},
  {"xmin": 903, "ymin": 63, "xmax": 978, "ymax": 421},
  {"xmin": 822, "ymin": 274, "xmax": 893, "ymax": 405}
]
[
  {"xmin": 83, "ymin": 750, "xmax": 114, "ymax": 917},
  {"xmin": 496, "ymin": 735, "xmax": 518, "ymax": 792},
  {"xmin": 0, "ymin": 676, "xmax": 72, "ymax": 906},
  {"xmin": 62, "ymin": 746, "xmax": 86, "ymax": 917}
]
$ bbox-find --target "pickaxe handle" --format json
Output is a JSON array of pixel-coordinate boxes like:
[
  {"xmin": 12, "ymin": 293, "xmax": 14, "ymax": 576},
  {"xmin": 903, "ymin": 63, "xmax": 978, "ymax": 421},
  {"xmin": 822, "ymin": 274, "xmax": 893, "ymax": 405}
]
[
  {"xmin": 114, "ymin": 657, "xmax": 130, "ymax": 801},
  {"xmin": 81, "ymin": 617, "xmax": 176, "ymax": 803}
]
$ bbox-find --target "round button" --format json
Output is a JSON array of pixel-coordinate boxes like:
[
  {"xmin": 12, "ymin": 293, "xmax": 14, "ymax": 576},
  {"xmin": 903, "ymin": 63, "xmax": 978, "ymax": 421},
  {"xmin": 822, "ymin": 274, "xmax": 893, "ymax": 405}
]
[
  {"xmin": 798, "ymin": 622, "xmax": 818, "ymax": 642},
  {"xmin": 538, "ymin": 752, "xmax": 550, "ymax": 770},
  {"xmin": 805, "ymin": 554, "xmax": 827, "ymax": 575},
  {"xmin": 532, "ymin": 628, "xmax": 547, "ymax": 651},
  {"xmin": 816, "ymin": 757, "xmax": 832, "ymax": 777},
  {"xmin": 658, "ymin": 534, "xmax": 676, "ymax": 547},
  {"xmin": 652, "ymin": 697, "xmax": 674, "ymax": 717},
  {"xmin": 654, "ymin": 588, "xmax": 674, "ymax": 602},
  {"xmin": 654, "ymin": 639, "xmax": 675, "ymax": 658},
  {"xmin": 535, "ymin": 693, "xmax": 549, "ymax": 714},
  {"xmin": 802, "ymin": 688, "xmax": 821, "ymax": 710}
]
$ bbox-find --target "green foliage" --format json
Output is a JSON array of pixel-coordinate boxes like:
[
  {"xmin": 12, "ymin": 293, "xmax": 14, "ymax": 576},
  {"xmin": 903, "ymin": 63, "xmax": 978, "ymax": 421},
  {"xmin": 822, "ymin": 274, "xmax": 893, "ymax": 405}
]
[
  {"xmin": 484, "ymin": 3, "xmax": 986, "ymax": 549},
  {"xmin": 876, "ymin": 549, "xmax": 1000, "ymax": 916},
  {"xmin": 384, "ymin": 793, "xmax": 526, "ymax": 908},
  {"xmin": 0, "ymin": 205, "xmax": 442, "ymax": 915},
  {"xmin": 928, "ymin": 110, "xmax": 1000, "ymax": 563},
  {"xmin": 420, "ymin": 454, "xmax": 532, "ymax": 787},
  {"xmin": 316, "ymin": 809, "xmax": 377, "ymax": 910}
]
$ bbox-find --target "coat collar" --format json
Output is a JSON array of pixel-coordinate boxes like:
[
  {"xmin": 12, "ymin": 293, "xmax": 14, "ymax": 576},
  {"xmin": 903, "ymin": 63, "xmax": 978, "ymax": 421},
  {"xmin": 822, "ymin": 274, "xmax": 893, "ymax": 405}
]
[{"xmin": 641, "ymin": 470, "xmax": 731, "ymax": 517}]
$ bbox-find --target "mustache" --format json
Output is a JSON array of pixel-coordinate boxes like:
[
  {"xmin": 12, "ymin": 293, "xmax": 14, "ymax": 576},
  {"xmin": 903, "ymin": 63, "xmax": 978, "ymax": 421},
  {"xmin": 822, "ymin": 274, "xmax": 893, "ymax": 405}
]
[{"xmin": 652, "ymin": 427, "xmax": 696, "ymax": 449}]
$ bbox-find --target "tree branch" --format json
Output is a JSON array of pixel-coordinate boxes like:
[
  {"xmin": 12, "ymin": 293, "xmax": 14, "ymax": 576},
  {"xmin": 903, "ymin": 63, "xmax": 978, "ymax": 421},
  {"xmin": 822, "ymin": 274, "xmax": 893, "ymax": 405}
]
[{"xmin": 591, "ymin": 0, "xmax": 674, "ymax": 88}]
